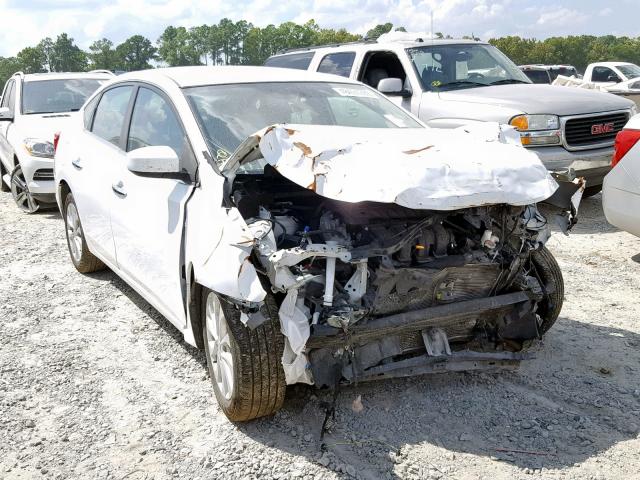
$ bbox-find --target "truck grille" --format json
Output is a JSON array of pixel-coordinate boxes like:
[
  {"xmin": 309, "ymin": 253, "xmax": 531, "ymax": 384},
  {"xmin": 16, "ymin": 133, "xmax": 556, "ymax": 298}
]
[{"xmin": 564, "ymin": 112, "xmax": 628, "ymax": 148}]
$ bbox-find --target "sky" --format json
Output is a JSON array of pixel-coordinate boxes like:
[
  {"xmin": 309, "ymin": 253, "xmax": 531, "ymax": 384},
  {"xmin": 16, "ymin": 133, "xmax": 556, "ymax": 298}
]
[{"xmin": 0, "ymin": 0, "xmax": 639, "ymax": 57}]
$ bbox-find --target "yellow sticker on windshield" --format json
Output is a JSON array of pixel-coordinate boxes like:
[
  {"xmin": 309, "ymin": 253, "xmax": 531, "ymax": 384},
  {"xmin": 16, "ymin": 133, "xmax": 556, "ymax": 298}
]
[{"xmin": 431, "ymin": 80, "xmax": 442, "ymax": 87}]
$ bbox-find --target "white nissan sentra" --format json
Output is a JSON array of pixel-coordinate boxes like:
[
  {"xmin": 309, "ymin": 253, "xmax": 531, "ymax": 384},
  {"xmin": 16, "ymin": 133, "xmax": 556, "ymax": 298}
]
[{"xmin": 55, "ymin": 66, "xmax": 573, "ymax": 421}]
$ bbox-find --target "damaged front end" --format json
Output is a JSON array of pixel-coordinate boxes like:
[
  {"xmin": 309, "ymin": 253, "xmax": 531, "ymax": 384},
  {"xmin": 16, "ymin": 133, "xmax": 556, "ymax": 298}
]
[{"xmin": 216, "ymin": 124, "xmax": 571, "ymax": 388}]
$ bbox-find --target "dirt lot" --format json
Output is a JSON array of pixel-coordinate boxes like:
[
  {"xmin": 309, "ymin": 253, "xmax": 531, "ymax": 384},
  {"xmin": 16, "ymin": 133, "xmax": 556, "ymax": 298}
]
[{"xmin": 1, "ymin": 191, "xmax": 640, "ymax": 480}]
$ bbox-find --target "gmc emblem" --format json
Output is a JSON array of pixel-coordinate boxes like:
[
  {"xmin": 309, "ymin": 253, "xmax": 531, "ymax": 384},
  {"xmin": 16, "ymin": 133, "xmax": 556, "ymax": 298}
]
[{"xmin": 591, "ymin": 122, "xmax": 614, "ymax": 135}]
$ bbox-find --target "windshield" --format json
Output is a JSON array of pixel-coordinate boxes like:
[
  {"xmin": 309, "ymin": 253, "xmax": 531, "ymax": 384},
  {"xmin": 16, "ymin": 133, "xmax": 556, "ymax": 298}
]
[
  {"xmin": 618, "ymin": 64, "xmax": 640, "ymax": 80},
  {"xmin": 406, "ymin": 44, "xmax": 531, "ymax": 91},
  {"xmin": 184, "ymin": 81, "xmax": 422, "ymax": 160},
  {"xmin": 522, "ymin": 69, "xmax": 551, "ymax": 84},
  {"xmin": 22, "ymin": 79, "xmax": 106, "ymax": 115}
]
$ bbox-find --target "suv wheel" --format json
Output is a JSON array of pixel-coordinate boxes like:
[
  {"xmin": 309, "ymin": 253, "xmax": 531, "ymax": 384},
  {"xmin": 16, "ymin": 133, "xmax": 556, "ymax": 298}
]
[
  {"xmin": 63, "ymin": 193, "xmax": 105, "ymax": 273},
  {"xmin": 202, "ymin": 289, "xmax": 286, "ymax": 421},
  {"xmin": 10, "ymin": 165, "xmax": 38, "ymax": 213}
]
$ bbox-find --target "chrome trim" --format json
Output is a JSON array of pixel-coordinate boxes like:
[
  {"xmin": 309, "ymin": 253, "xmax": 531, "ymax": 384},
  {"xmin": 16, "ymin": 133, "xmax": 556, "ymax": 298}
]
[{"xmin": 560, "ymin": 109, "xmax": 631, "ymax": 152}]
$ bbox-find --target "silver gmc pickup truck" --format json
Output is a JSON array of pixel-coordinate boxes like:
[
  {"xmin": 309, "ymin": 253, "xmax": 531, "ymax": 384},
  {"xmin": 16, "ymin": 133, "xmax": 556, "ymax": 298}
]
[{"xmin": 266, "ymin": 34, "xmax": 637, "ymax": 196}]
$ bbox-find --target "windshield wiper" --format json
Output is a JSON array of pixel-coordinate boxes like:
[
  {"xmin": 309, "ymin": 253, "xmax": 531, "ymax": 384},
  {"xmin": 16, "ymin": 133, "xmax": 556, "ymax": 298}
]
[
  {"xmin": 489, "ymin": 79, "xmax": 531, "ymax": 85},
  {"xmin": 437, "ymin": 80, "xmax": 487, "ymax": 90}
]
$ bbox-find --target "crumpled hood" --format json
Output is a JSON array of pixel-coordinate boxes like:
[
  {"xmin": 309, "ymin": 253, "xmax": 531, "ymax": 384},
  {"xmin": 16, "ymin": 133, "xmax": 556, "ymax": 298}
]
[
  {"xmin": 225, "ymin": 123, "xmax": 558, "ymax": 211},
  {"xmin": 438, "ymin": 84, "xmax": 633, "ymax": 116},
  {"xmin": 16, "ymin": 113, "xmax": 77, "ymax": 143}
]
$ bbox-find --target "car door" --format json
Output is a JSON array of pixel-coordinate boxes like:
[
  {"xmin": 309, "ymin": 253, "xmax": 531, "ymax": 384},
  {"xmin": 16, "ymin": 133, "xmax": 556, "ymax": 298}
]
[
  {"xmin": 109, "ymin": 85, "xmax": 196, "ymax": 327},
  {"xmin": 71, "ymin": 85, "xmax": 135, "ymax": 264},
  {"xmin": 0, "ymin": 80, "xmax": 16, "ymax": 170}
]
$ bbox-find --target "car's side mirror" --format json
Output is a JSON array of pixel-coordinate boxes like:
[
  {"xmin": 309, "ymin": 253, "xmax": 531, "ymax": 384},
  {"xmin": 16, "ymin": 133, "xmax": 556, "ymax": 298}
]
[
  {"xmin": 607, "ymin": 74, "xmax": 621, "ymax": 83},
  {"xmin": 0, "ymin": 107, "xmax": 14, "ymax": 122},
  {"xmin": 127, "ymin": 146, "xmax": 180, "ymax": 175},
  {"xmin": 377, "ymin": 78, "xmax": 411, "ymax": 98}
]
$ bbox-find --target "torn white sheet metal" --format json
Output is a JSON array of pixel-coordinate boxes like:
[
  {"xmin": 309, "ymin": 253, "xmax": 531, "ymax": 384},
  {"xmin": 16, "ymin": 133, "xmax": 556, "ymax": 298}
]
[
  {"xmin": 197, "ymin": 208, "xmax": 266, "ymax": 302},
  {"xmin": 225, "ymin": 123, "xmax": 558, "ymax": 211},
  {"xmin": 278, "ymin": 289, "xmax": 313, "ymax": 384}
]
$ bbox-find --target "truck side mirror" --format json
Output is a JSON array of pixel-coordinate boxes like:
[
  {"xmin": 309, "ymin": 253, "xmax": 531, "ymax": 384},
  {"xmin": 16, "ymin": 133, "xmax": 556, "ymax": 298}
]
[{"xmin": 377, "ymin": 78, "xmax": 411, "ymax": 98}]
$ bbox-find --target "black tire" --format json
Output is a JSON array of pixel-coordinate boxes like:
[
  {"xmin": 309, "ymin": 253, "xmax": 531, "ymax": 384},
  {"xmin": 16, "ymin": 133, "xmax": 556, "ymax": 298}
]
[
  {"xmin": 63, "ymin": 193, "xmax": 106, "ymax": 273},
  {"xmin": 0, "ymin": 161, "xmax": 10, "ymax": 192},
  {"xmin": 531, "ymin": 246, "xmax": 564, "ymax": 334},
  {"xmin": 202, "ymin": 288, "xmax": 286, "ymax": 421},
  {"xmin": 582, "ymin": 185, "xmax": 602, "ymax": 198}
]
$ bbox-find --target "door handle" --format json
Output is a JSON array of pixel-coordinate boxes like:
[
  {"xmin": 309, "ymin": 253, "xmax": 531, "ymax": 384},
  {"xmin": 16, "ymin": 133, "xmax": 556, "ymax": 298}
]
[
  {"xmin": 111, "ymin": 181, "xmax": 127, "ymax": 197},
  {"xmin": 71, "ymin": 158, "xmax": 82, "ymax": 170}
]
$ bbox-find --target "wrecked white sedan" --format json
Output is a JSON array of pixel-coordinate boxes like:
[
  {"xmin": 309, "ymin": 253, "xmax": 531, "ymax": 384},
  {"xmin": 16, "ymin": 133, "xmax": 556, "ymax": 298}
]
[{"xmin": 55, "ymin": 66, "xmax": 571, "ymax": 421}]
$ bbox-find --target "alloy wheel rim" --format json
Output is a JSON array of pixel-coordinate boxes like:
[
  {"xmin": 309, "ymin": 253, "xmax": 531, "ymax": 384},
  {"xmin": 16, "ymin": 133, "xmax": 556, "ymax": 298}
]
[
  {"xmin": 66, "ymin": 203, "xmax": 83, "ymax": 263},
  {"xmin": 11, "ymin": 167, "xmax": 38, "ymax": 213},
  {"xmin": 205, "ymin": 293, "xmax": 234, "ymax": 400}
]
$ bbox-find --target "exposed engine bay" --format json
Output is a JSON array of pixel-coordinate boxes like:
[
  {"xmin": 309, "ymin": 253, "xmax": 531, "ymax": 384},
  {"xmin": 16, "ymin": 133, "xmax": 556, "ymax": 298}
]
[{"xmin": 228, "ymin": 167, "xmax": 564, "ymax": 387}]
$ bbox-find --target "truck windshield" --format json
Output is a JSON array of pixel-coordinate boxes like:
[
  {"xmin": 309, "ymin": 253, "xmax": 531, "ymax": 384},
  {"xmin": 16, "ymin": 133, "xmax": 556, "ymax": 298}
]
[
  {"xmin": 184, "ymin": 81, "xmax": 422, "ymax": 160},
  {"xmin": 617, "ymin": 64, "xmax": 640, "ymax": 80},
  {"xmin": 22, "ymin": 79, "xmax": 105, "ymax": 114},
  {"xmin": 407, "ymin": 44, "xmax": 531, "ymax": 92}
]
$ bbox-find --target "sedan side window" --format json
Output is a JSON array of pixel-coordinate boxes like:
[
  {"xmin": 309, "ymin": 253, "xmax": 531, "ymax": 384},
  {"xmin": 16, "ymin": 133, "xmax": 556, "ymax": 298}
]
[
  {"xmin": 91, "ymin": 86, "xmax": 133, "ymax": 147},
  {"xmin": 127, "ymin": 87, "xmax": 195, "ymax": 173}
]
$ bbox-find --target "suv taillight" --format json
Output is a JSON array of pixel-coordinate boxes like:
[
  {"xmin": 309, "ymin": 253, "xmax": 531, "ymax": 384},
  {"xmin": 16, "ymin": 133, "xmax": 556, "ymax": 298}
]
[
  {"xmin": 53, "ymin": 132, "xmax": 60, "ymax": 153},
  {"xmin": 612, "ymin": 129, "xmax": 640, "ymax": 167}
]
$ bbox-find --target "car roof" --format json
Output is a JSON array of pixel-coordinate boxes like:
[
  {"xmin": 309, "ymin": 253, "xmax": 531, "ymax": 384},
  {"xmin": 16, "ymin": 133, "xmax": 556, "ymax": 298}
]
[
  {"xmin": 21, "ymin": 71, "xmax": 114, "ymax": 82},
  {"xmin": 115, "ymin": 66, "xmax": 363, "ymax": 88},
  {"xmin": 270, "ymin": 38, "xmax": 487, "ymax": 58},
  {"xmin": 592, "ymin": 62, "xmax": 635, "ymax": 68}
]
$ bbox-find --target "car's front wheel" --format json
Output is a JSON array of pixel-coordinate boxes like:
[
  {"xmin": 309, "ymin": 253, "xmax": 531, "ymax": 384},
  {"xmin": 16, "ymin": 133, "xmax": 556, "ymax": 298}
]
[
  {"xmin": 202, "ymin": 289, "xmax": 286, "ymax": 421},
  {"xmin": 10, "ymin": 165, "xmax": 39, "ymax": 213},
  {"xmin": 63, "ymin": 193, "xmax": 105, "ymax": 273},
  {"xmin": 531, "ymin": 246, "xmax": 564, "ymax": 334}
]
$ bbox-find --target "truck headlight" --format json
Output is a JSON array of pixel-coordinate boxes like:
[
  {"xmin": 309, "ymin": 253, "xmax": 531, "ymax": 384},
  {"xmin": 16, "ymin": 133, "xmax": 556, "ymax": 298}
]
[
  {"xmin": 509, "ymin": 114, "xmax": 561, "ymax": 146},
  {"xmin": 24, "ymin": 138, "xmax": 55, "ymax": 158}
]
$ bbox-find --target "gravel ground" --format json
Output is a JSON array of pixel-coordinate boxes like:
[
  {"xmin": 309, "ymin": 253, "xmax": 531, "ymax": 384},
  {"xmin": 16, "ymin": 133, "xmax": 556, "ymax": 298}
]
[{"xmin": 1, "ymin": 191, "xmax": 640, "ymax": 480}]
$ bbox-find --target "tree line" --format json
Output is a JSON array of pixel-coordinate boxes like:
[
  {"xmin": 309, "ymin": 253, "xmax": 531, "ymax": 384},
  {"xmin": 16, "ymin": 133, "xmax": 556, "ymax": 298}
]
[
  {"xmin": 488, "ymin": 35, "xmax": 640, "ymax": 72},
  {"xmin": 2, "ymin": 18, "xmax": 640, "ymax": 89}
]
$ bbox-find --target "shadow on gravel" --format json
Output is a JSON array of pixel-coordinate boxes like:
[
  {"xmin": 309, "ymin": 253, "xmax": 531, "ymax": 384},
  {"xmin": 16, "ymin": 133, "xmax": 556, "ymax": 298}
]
[
  {"xmin": 632, "ymin": 253, "xmax": 640, "ymax": 264},
  {"xmin": 87, "ymin": 268, "xmax": 205, "ymax": 367},
  {"xmin": 233, "ymin": 316, "xmax": 640, "ymax": 479}
]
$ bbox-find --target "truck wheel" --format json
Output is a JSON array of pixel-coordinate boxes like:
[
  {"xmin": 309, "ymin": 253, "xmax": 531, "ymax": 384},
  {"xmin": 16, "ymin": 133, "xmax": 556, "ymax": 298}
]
[
  {"xmin": 531, "ymin": 247, "xmax": 564, "ymax": 334},
  {"xmin": 0, "ymin": 161, "xmax": 10, "ymax": 192},
  {"xmin": 202, "ymin": 289, "xmax": 286, "ymax": 421},
  {"xmin": 63, "ymin": 193, "xmax": 106, "ymax": 273},
  {"xmin": 10, "ymin": 165, "xmax": 39, "ymax": 213}
]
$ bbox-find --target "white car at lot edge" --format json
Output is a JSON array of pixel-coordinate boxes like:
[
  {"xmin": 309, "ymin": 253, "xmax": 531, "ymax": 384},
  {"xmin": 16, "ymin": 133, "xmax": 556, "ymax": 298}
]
[
  {"xmin": 603, "ymin": 114, "xmax": 640, "ymax": 237},
  {"xmin": 55, "ymin": 66, "xmax": 571, "ymax": 421},
  {"xmin": 0, "ymin": 71, "xmax": 113, "ymax": 212}
]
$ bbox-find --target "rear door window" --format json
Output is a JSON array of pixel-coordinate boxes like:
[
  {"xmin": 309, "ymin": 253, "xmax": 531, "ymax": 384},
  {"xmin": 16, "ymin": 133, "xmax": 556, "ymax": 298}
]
[
  {"xmin": 317, "ymin": 52, "xmax": 356, "ymax": 77},
  {"xmin": 91, "ymin": 86, "xmax": 134, "ymax": 147},
  {"xmin": 264, "ymin": 52, "xmax": 315, "ymax": 70}
]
